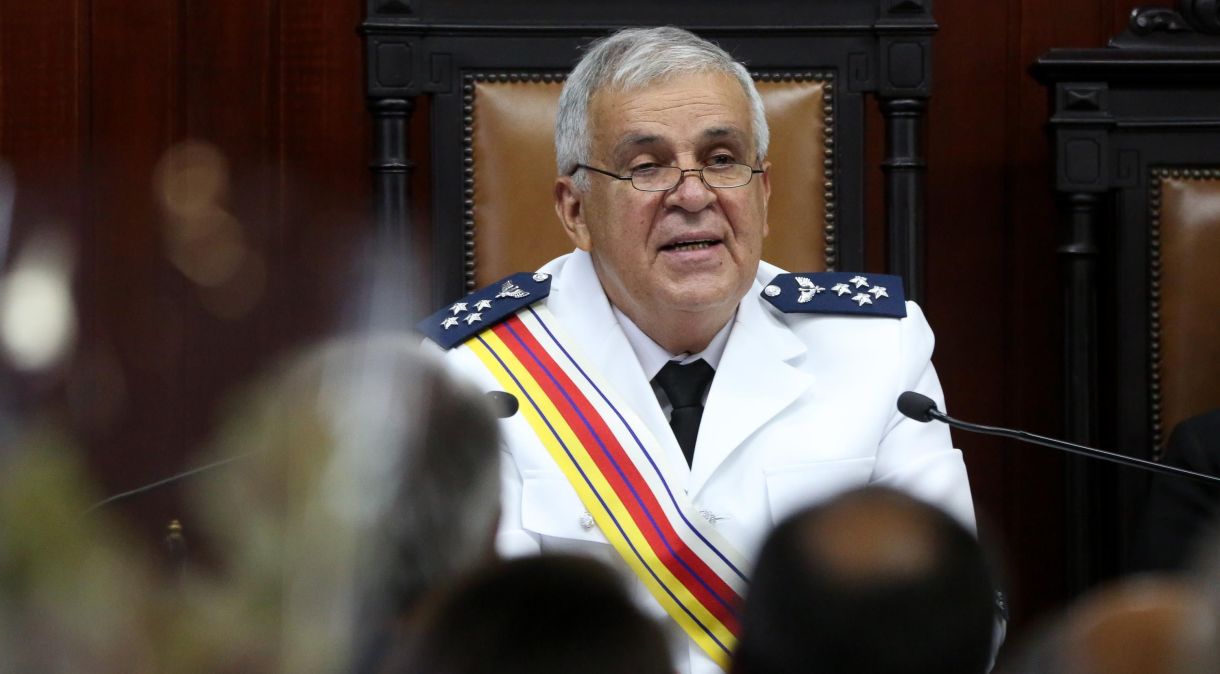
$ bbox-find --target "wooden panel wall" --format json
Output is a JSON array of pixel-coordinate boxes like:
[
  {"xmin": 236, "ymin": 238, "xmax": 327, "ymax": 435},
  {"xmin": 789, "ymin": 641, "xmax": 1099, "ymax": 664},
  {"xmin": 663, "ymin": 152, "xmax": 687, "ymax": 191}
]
[
  {"xmin": 924, "ymin": 0, "xmax": 1174, "ymax": 631},
  {"xmin": 0, "ymin": 0, "xmax": 1177, "ymax": 646},
  {"xmin": 0, "ymin": 0, "xmax": 369, "ymax": 539}
]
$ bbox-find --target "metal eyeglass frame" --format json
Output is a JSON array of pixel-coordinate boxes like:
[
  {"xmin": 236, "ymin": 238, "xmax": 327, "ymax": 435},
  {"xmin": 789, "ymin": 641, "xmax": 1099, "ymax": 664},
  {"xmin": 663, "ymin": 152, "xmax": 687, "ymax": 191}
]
[{"xmin": 572, "ymin": 163, "xmax": 766, "ymax": 192}]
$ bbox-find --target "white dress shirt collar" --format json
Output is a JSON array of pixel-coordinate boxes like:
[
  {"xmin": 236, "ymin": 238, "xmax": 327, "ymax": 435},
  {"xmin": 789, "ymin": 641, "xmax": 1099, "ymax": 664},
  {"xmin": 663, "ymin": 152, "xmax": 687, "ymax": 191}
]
[{"xmin": 611, "ymin": 305, "xmax": 735, "ymax": 380}]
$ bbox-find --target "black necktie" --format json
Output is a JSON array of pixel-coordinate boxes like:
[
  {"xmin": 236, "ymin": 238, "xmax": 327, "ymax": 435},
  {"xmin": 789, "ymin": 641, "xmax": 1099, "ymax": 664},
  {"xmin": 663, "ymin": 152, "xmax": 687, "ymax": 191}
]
[{"xmin": 653, "ymin": 359, "xmax": 715, "ymax": 466}]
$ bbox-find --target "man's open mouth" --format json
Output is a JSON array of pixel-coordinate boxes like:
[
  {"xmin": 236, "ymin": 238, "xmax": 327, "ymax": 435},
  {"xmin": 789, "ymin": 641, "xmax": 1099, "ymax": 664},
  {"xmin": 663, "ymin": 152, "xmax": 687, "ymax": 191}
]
[{"xmin": 662, "ymin": 239, "xmax": 720, "ymax": 252}]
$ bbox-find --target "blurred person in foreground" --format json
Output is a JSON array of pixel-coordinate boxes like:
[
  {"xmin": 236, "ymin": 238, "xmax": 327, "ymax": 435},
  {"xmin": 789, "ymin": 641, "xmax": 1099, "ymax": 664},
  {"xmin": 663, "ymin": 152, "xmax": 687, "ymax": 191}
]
[
  {"xmin": 419, "ymin": 25, "xmax": 976, "ymax": 674},
  {"xmin": 184, "ymin": 334, "xmax": 503, "ymax": 672},
  {"xmin": 387, "ymin": 555, "xmax": 673, "ymax": 674},
  {"xmin": 998, "ymin": 575, "xmax": 1219, "ymax": 674},
  {"xmin": 1132, "ymin": 408, "xmax": 1220, "ymax": 572},
  {"xmin": 1, "ymin": 335, "xmax": 502, "ymax": 673},
  {"xmin": 733, "ymin": 486, "xmax": 996, "ymax": 674}
]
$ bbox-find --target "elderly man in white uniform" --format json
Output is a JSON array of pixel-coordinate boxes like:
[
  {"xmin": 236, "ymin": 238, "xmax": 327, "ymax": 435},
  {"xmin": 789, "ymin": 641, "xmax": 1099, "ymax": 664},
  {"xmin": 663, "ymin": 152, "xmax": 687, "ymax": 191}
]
[{"xmin": 419, "ymin": 26, "xmax": 976, "ymax": 674}]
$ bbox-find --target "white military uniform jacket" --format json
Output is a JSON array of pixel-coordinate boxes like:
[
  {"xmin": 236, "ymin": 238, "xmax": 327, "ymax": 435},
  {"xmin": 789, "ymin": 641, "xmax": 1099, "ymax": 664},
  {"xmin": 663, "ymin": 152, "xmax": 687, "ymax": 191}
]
[{"xmin": 436, "ymin": 249, "xmax": 977, "ymax": 674}]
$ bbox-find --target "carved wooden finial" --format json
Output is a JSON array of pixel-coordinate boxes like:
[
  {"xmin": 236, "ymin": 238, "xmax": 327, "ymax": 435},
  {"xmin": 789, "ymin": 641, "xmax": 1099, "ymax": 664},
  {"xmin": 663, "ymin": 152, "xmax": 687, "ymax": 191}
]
[
  {"xmin": 1112, "ymin": 3, "xmax": 1220, "ymax": 48},
  {"xmin": 1178, "ymin": 0, "xmax": 1220, "ymax": 33},
  {"xmin": 1129, "ymin": 8, "xmax": 1191, "ymax": 36}
]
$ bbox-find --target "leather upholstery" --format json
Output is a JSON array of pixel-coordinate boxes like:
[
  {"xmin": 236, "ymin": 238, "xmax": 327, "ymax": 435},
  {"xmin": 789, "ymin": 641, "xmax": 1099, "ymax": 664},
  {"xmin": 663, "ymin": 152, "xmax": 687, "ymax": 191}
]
[
  {"xmin": 1157, "ymin": 177, "xmax": 1220, "ymax": 442},
  {"xmin": 470, "ymin": 79, "xmax": 829, "ymax": 287}
]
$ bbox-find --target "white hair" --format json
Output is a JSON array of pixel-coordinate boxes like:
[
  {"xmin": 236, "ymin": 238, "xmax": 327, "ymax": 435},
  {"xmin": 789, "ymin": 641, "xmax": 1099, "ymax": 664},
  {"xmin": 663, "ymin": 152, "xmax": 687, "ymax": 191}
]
[{"xmin": 555, "ymin": 26, "xmax": 770, "ymax": 189}]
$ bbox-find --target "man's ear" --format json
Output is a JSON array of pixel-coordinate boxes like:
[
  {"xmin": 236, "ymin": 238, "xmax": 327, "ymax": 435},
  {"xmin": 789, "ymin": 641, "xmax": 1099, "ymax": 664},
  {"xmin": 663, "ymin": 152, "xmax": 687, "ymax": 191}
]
[
  {"xmin": 555, "ymin": 177, "xmax": 593, "ymax": 251},
  {"xmin": 760, "ymin": 160, "xmax": 772, "ymax": 238}
]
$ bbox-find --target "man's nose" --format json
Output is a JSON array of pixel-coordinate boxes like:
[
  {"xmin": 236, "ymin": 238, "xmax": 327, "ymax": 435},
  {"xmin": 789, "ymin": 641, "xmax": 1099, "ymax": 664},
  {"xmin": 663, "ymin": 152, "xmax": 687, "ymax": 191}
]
[{"xmin": 665, "ymin": 168, "xmax": 716, "ymax": 211}]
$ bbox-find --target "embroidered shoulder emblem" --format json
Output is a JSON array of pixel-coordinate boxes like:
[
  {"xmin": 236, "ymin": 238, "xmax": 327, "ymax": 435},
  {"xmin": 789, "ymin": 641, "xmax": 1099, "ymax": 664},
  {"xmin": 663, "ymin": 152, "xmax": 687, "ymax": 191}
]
[
  {"xmin": 760, "ymin": 272, "xmax": 906, "ymax": 318},
  {"xmin": 418, "ymin": 272, "xmax": 552, "ymax": 349}
]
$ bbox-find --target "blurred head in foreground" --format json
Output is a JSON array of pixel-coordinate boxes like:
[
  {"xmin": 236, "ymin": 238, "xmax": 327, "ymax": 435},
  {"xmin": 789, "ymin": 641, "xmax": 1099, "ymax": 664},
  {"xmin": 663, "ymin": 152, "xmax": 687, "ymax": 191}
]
[
  {"xmin": 1001, "ymin": 575, "xmax": 1219, "ymax": 674},
  {"xmin": 187, "ymin": 334, "xmax": 503, "ymax": 671},
  {"xmin": 389, "ymin": 554, "xmax": 673, "ymax": 674},
  {"xmin": 734, "ymin": 486, "xmax": 995, "ymax": 674},
  {"xmin": 1, "ymin": 335, "xmax": 502, "ymax": 674}
]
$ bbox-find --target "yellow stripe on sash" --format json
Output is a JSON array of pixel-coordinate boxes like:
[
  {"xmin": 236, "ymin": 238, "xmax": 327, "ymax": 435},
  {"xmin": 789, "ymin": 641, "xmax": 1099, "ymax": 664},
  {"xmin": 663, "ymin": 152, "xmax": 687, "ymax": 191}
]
[{"xmin": 467, "ymin": 328, "xmax": 735, "ymax": 668}]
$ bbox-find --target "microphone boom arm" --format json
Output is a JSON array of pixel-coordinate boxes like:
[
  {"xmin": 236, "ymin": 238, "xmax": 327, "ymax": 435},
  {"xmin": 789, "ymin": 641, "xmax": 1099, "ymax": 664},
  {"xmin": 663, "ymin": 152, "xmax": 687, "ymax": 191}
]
[{"xmin": 929, "ymin": 408, "xmax": 1220, "ymax": 485}]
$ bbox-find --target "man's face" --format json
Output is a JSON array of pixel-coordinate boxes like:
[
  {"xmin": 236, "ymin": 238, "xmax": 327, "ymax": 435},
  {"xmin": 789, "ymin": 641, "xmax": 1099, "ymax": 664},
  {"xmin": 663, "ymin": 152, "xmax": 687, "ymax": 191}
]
[{"xmin": 556, "ymin": 71, "xmax": 771, "ymax": 326}]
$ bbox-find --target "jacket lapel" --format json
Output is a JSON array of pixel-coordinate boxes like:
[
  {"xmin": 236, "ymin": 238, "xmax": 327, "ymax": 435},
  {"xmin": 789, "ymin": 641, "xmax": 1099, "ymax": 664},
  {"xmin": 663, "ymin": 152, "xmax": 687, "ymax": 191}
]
[
  {"xmin": 547, "ymin": 252, "xmax": 692, "ymax": 487},
  {"xmin": 689, "ymin": 291, "xmax": 813, "ymax": 497}
]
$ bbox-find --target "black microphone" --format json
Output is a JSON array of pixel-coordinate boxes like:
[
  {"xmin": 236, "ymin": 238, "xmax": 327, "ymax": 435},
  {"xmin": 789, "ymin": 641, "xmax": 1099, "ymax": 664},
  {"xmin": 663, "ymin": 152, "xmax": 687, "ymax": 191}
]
[
  {"xmin": 897, "ymin": 391, "xmax": 941, "ymax": 423},
  {"xmin": 485, "ymin": 390, "xmax": 519, "ymax": 418},
  {"xmin": 897, "ymin": 391, "xmax": 1220, "ymax": 485}
]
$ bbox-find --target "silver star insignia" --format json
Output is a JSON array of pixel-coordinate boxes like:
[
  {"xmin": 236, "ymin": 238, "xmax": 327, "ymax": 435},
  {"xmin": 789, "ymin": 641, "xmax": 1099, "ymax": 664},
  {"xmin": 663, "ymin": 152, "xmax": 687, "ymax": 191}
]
[
  {"xmin": 850, "ymin": 275, "xmax": 869, "ymax": 288},
  {"xmin": 832, "ymin": 283, "xmax": 851, "ymax": 296},
  {"xmin": 794, "ymin": 276, "xmax": 825, "ymax": 303},
  {"xmin": 440, "ymin": 317, "xmax": 460, "ymax": 330},
  {"xmin": 449, "ymin": 302, "xmax": 468, "ymax": 315},
  {"xmin": 474, "ymin": 299, "xmax": 493, "ymax": 311},
  {"xmin": 852, "ymin": 293, "xmax": 873, "ymax": 306},
  {"xmin": 464, "ymin": 312, "xmax": 483, "ymax": 325},
  {"xmin": 868, "ymin": 286, "xmax": 889, "ymax": 299},
  {"xmin": 495, "ymin": 280, "xmax": 530, "ymax": 299}
]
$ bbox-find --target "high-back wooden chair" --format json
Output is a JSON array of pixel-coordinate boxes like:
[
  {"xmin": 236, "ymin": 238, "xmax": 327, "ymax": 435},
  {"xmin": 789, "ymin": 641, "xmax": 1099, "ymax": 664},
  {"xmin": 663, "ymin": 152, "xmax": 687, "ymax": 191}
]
[
  {"xmin": 361, "ymin": 1, "xmax": 939, "ymax": 309},
  {"xmin": 1035, "ymin": 1, "xmax": 1220, "ymax": 584}
]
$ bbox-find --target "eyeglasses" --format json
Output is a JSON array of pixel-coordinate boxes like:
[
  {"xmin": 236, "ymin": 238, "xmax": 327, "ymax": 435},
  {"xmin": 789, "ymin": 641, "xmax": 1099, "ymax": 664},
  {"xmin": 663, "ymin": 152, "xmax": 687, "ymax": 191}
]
[{"xmin": 573, "ymin": 162, "xmax": 765, "ymax": 192}]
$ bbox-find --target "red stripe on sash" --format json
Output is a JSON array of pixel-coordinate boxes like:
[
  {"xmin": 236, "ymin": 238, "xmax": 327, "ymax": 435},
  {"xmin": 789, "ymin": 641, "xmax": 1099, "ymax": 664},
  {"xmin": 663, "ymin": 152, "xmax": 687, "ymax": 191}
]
[{"xmin": 493, "ymin": 316, "xmax": 742, "ymax": 632}]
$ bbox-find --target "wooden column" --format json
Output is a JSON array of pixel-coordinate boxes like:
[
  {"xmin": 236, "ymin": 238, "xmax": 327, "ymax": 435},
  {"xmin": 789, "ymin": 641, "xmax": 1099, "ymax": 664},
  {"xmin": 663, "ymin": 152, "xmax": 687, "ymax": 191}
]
[{"xmin": 880, "ymin": 97, "xmax": 927, "ymax": 304}]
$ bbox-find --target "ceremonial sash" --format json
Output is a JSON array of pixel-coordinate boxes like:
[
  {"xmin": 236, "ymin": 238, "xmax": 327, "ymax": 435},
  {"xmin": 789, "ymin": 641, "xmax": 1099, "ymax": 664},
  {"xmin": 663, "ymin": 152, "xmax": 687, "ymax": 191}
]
[{"xmin": 461, "ymin": 304, "xmax": 749, "ymax": 668}]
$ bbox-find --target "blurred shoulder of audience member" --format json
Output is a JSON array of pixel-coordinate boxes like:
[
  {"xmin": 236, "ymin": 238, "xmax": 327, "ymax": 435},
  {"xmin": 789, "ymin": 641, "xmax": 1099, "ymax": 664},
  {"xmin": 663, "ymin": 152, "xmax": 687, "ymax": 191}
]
[
  {"xmin": 1132, "ymin": 408, "xmax": 1220, "ymax": 572},
  {"xmin": 386, "ymin": 554, "xmax": 673, "ymax": 674},
  {"xmin": 0, "ymin": 429, "xmax": 162, "ymax": 674},
  {"xmin": 733, "ymin": 485, "xmax": 996, "ymax": 674},
  {"xmin": 998, "ymin": 575, "xmax": 1219, "ymax": 674}
]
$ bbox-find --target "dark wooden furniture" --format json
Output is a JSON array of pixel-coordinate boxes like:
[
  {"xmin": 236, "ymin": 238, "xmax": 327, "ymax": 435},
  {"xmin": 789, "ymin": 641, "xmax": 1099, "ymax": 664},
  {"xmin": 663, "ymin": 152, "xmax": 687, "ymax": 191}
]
[
  {"xmin": 1034, "ymin": 0, "xmax": 1220, "ymax": 588},
  {"xmin": 360, "ymin": 1, "xmax": 940, "ymax": 310}
]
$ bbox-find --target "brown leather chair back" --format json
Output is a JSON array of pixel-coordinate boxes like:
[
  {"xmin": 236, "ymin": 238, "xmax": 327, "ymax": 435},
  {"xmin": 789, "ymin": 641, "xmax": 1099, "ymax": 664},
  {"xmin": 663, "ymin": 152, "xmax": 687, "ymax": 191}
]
[
  {"xmin": 1154, "ymin": 173, "xmax": 1220, "ymax": 444},
  {"xmin": 470, "ymin": 78, "xmax": 830, "ymax": 287}
]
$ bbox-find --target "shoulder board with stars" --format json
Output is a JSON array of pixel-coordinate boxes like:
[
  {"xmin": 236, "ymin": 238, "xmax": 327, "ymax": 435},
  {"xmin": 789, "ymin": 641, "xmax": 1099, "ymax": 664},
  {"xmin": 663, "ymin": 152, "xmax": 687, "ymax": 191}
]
[
  {"xmin": 418, "ymin": 272, "xmax": 552, "ymax": 349},
  {"xmin": 760, "ymin": 272, "xmax": 907, "ymax": 318}
]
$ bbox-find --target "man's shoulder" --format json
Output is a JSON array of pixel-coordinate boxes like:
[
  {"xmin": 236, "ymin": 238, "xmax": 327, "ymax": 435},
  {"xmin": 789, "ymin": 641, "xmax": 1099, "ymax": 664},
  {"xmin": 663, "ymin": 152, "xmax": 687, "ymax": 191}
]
[
  {"xmin": 416, "ymin": 271, "xmax": 555, "ymax": 350},
  {"xmin": 755, "ymin": 264, "xmax": 908, "ymax": 320},
  {"xmin": 748, "ymin": 263, "xmax": 935, "ymax": 364}
]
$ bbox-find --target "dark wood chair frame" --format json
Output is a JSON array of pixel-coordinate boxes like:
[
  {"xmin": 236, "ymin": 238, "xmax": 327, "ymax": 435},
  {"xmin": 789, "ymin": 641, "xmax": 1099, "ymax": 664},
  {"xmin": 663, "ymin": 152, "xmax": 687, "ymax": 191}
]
[
  {"xmin": 1034, "ymin": 0, "xmax": 1220, "ymax": 589},
  {"xmin": 360, "ymin": 0, "xmax": 940, "ymax": 310}
]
